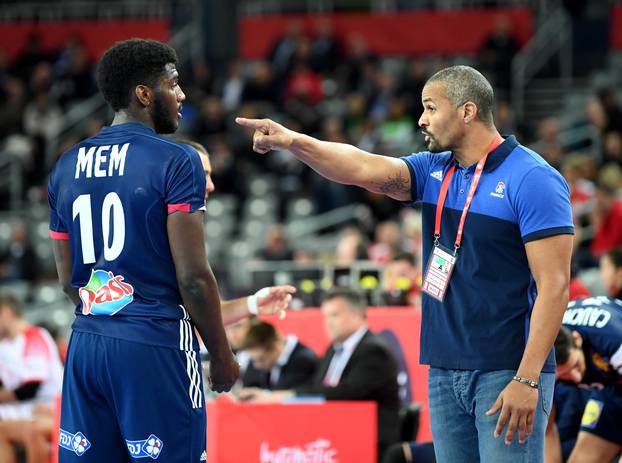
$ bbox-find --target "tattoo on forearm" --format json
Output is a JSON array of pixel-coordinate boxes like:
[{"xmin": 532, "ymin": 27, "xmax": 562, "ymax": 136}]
[{"xmin": 377, "ymin": 172, "xmax": 409, "ymax": 194}]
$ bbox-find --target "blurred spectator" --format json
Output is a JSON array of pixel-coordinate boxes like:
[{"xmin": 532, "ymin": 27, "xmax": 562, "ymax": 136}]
[
  {"xmin": 256, "ymin": 224, "xmax": 294, "ymax": 261},
  {"xmin": 221, "ymin": 59, "xmax": 245, "ymax": 111},
  {"xmin": 585, "ymin": 97, "xmax": 609, "ymax": 156},
  {"xmin": 224, "ymin": 316, "xmax": 256, "ymax": 383},
  {"xmin": 599, "ymin": 247, "xmax": 622, "ymax": 299},
  {"xmin": 284, "ymin": 61, "xmax": 324, "ymax": 105},
  {"xmin": 381, "ymin": 252, "xmax": 421, "ymax": 307},
  {"xmin": 0, "ymin": 221, "xmax": 39, "ymax": 283},
  {"xmin": 378, "ymin": 97, "xmax": 415, "ymax": 154},
  {"xmin": 369, "ymin": 220, "xmax": 403, "ymax": 264},
  {"xmin": 478, "ymin": 16, "xmax": 519, "ymax": 94},
  {"xmin": 0, "ymin": 292, "xmax": 63, "ymax": 463},
  {"xmin": 269, "ymin": 21, "xmax": 305, "ymax": 79},
  {"xmin": 0, "ymin": 78, "xmax": 26, "ymax": 138},
  {"xmin": 399, "ymin": 59, "xmax": 427, "ymax": 124},
  {"xmin": 589, "ymin": 182, "xmax": 622, "ymax": 260},
  {"xmin": 603, "ymin": 131, "xmax": 622, "ymax": 165},
  {"xmin": 12, "ymin": 33, "xmax": 53, "ymax": 82},
  {"xmin": 238, "ymin": 320, "xmax": 318, "ymax": 390},
  {"xmin": 568, "ymin": 261, "xmax": 591, "ymax": 301},
  {"xmin": 194, "ymin": 96, "xmax": 227, "ymax": 138},
  {"xmin": 560, "ymin": 153, "xmax": 595, "ymax": 221},
  {"xmin": 529, "ymin": 117, "xmax": 566, "ymax": 169},
  {"xmin": 494, "ymin": 100, "xmax": 517, "ymax": 135},
  {"xmin": 340, "ymin": 34, "xmax": 377, "ymax": 92},
  {"xmin": 335, "ymin": 226, "xmax": 369, "ymax": 266},
  {"xmin": 241, "ymin": 61, "xmax": 278, "ymax": 105},
  {"xmin": 310, "ymin": 19, "xmax": 341, "ymax": 73},
  {"xmin": 240, "ymin": 288, "xmax": 400, "ymax": 462},
  {"xmin": 596, "ymin": 87, "xmax": 622, "ymax": 133},
  {"xmin": 52, "ymin": 36, "xmax": 96, "ymax": 106}
]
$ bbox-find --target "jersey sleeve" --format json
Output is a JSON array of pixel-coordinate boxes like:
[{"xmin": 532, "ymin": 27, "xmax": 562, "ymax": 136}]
[
  {"xmin": 164, "ymin": 148, "xmax": 206, "ymax": 214},
  {"xmin": 47, "ymin": 168, "xmax": 69, "ymax": 240},
  {"xmin": 513, "ymin": 165, "xmax": 574, "ymax": 243},
  {"xmin": 399, "ymin": 151, "xmax": 436, "ymax": 203}
]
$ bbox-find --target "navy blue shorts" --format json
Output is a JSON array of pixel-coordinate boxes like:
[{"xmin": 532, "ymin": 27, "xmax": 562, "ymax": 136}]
[
  {"xmin": 579, "ymin": 386, "xmax": 622, "ymax": 446},
  {"xmin": 58, "ymin": 331, "xmax": 206, "ymax": 462}
]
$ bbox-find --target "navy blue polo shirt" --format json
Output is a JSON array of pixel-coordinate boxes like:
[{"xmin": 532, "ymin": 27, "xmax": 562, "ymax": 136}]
[{"xmin": 401, "ymin": 135, "xmax": 574, "ymax": 372}]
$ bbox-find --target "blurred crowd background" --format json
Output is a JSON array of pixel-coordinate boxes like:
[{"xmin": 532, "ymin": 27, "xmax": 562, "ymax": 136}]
[{"xmin": 0, "ymin": 0, "xmax": 621, "ymax": 340}]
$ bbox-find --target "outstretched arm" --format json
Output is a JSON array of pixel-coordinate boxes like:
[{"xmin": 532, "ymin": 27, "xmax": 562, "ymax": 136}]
[
  {"xmin": 236, "ymin": 117, "xmax": 412, "ymax": 201},
  {"xmin": 221, "ymin": 285, "xmax": 296, "ymax": 325}
]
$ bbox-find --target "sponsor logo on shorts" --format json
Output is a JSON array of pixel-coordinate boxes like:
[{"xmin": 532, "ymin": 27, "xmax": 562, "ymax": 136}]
[
  {"xmin": 59, "ymin": 429, "xmax": 91, "ymax": 456},
  {"xmin": 126, "ymin": 434, "xmax": 164, "ymax": 459},
  {"xmin": 200, "ymin": 450, "xmax": 207, "ymax": 461},
  {"xmin": 79, "ymin": 269, "xmax": 134, "ymax": 316},
  {"xmin": 581, "ymin": 399, "xmax": 603, "ymax": 429}
]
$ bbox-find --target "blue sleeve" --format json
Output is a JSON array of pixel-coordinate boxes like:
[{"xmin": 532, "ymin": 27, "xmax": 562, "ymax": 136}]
[
  {"xmin": 47, "ymin": 167, "xmax": 68, "ymax": 235},
  {"xmin": 164, "ymin": 147, "xmax": 206, "ymax": 214},
  {"xmin": 399, "ymin": 152, "xmax": 436, "ymax": 203},
  {"xmin": 513, "ymin": 165, "xmax": 574, "ymax": 243}
]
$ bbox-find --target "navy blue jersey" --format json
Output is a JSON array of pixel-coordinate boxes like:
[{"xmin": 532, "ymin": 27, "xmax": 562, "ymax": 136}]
[
  {"xmin": 48, "ymin": 122, "xmax": 206, "ymax": 350},
  {"xmin": 562, "ymin": 297, "xmax": 622, "ymax": 387},
  {"xmin": 401, "ymin": 136, "xmax": 573, "ymax": 372}
]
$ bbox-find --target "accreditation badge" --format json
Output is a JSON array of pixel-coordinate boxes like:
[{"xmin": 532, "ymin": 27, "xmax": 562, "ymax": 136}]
[{"xmin": 422, "ymin": 245, "xmax": 456, "ymax": 302}]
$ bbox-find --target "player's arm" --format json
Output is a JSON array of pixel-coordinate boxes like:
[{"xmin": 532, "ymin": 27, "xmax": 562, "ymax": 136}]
[
  {"xmin": 168, "ymin": 211, "xmax": 238, "ymax": 391},
  {"xmin": 51, "ymin": 239, "xmax": 80, "ymax": 305},
  {"xmin": 236, "ymin": 117, "xmax": 412, "ymax": 201},
  {"xmin": 220, "ymin": 286, "xmax": 297, "ymax": 325}
]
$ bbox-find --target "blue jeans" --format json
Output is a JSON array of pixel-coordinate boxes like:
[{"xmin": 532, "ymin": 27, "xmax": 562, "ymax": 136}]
[{"xmin": 428, "ymin": 368, "xmax": 554, "ymax": 463}]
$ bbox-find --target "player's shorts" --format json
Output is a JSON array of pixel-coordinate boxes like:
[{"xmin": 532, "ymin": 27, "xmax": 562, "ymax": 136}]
[
  {"xmin": 58, "ymin": 331, "xmax": 206, "ymax": 462},
  {"xmin": 579, "ymin": 385, "xmax": 622, "ymax": 446}
]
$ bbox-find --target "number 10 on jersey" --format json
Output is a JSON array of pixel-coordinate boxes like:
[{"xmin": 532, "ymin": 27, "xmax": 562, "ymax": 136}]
[{"xmin": 73, "ymin": 193, "xmax": 125, "ymax": 264}]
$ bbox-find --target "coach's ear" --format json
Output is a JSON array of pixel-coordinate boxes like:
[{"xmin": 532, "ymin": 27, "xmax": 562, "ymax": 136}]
[
  {"xmin": 462, "ymin": 101, "xmax": 478, "ymax": 124},
  {"xmin": 135, "ymin": 84, "xmax": 152, "ymax": 107}
]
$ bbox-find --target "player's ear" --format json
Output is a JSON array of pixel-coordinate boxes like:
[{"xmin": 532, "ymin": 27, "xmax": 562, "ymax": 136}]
[
  {"xmin": 462, "ymin": 101, "xmax": 477, "ymax": 124},
  {"xmin": 135, "ymin": 85, "xmax": 152, "ymax": 107}
]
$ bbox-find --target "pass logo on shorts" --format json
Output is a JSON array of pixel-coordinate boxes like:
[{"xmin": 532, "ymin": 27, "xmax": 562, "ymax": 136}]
[
  {"xmin": 581, "ymin": 399, "xmax": 603, "ymax": 428},
  {"xmin": 79, "ymin": 269, "xmax": 134, "ymax": 316},
  {"xmin": 126, "ymin": 434, "xmax": 164, "ymax": 459},
  {"xmin": 59, "ymin": 428, "xmax": 91, "ymax": 456}
]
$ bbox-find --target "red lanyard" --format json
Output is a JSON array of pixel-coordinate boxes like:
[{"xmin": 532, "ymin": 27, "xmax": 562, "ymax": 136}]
[{"xmin": 434, "ymin": 134, "xmax": 504, "ymax": 253}]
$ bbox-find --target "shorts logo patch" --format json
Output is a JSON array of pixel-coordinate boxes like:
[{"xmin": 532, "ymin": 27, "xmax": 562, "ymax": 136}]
[
  {"xmin": 59, "ymin": 429, "xmax": 91, "ymax": 456},
  {"xmin": 126, "ymin": 434, "xmax": 164, "ymax": 459},
  {"xmin": 581, "ymin": 399, "xmax": 603, "ymax": 429}
]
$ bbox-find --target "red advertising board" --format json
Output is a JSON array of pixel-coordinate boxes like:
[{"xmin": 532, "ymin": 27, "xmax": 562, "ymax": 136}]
[
  {"xmin": 207, "ymin": 400, "xmax": 377, "ymax": 463},
  {"xmin": 239, "ymin": 8, "xmax": 533, "ymax": 58},
  {"xmin": 261, "ymin": 307, "xmax": 431, "ymax": 442}
]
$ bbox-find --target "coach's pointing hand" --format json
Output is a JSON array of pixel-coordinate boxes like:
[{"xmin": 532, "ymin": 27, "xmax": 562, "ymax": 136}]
[{"xmin": 236, "ymin": 117, "xmax": 294, "ymax": 154}]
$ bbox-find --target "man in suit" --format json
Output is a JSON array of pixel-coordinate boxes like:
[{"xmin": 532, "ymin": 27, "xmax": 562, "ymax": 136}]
[
  {"xmin": 238, "ymin": 320, "xmax": 318, "ymax": 390},
  {"xmin": 240, "ymin": 288, "xmax": 400, "ymax": 462}
]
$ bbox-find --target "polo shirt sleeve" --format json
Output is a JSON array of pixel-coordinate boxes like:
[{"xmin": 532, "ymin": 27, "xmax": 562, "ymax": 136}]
[
  {"xmin": 400, "ymin": 151, "xmax": 435, "ymax": 202},
  {"xmin": 164, "ymin": 147, "xmax": 206, "ymax": 214},
  {"xmin": 513, "ymin": 165, "xmax": 574, "ymax": 243}
]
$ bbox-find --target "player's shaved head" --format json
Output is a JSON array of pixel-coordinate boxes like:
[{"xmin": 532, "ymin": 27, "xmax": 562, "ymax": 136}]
[{"xmin": 426, "ymin": 65, "xmax": 494, "ymax": 126}]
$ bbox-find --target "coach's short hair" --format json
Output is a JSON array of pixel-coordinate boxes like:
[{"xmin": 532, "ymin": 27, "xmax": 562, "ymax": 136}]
[
  {"xmin": 96, "ymin": 38, "xmax": 178, "ymax": 111},
  {"xmin": 322, "ymin": 287, "xmax": 367, "ymax": 315},
  {"xmin": 426, "ymin": 65, "xmax": 494, "ymax": 125}
]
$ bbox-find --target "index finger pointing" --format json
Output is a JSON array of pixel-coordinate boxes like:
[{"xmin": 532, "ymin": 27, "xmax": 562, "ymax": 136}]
[{"xmin": 235, "ymin": 117, "xmax": 265, "ymax": 130}]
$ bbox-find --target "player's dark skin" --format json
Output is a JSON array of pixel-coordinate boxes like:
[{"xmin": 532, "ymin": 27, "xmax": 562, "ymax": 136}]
[{"xmin": 52, "ymin": 62, "xmax": 239, "ymax": 392}]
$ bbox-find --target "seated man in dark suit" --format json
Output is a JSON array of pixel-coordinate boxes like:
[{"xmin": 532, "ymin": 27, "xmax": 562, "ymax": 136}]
[
  {"xmin": 240, "ymin": 288, "xmax": 400, "ymax": 462},
  {"xmin": 239, "ymin": 320, "xmax": 318, "ymax": 390}
]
